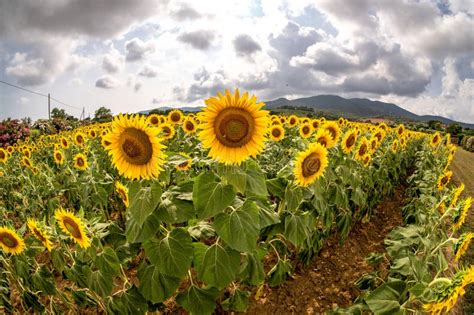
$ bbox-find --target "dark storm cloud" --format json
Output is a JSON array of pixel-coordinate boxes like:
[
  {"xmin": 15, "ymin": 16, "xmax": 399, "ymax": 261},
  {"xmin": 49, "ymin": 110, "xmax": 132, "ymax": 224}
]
[
  {"xmin": 177, "ymin": 30, "xmax": 216, "ymax": 50},
  {"xmin": 233, "ymin": 34, "xmax": 262, "ymax": 56}
]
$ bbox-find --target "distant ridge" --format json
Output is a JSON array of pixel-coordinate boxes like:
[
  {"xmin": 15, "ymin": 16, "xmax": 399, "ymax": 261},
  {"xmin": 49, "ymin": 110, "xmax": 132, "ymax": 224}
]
[{"xmin": 140, "ymin": 95, "xmax": 474, "ymax": 129}]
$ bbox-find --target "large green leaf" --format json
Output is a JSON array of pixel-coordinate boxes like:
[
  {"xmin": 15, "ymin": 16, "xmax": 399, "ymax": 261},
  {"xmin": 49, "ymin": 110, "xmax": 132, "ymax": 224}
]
[
  {"xmin": 241, "ymin": 253, "xmax": 265, "ymax": 286},
  {"xmin": 199, "ymin": 244, "xmax": 240, "ymax": 289},
  {"xmin": 144, "ymin": 228, "xmax": 193, "ymax": 278},
  {"xmin": 245, "ymin": 160, "xmax": 267, "ymax": 197},
  {"xmin": 155, "ymin": 194, "xmax": 195, "ymax": 223},
  {"xmin": 213, "ymin": 201, "xmax": 260, "ymax": 253},
  {"xmin": 175, "ymin": 285, "xmax": 220, "ymax": 315},
  {"xmin": 284, "ymin": 213, "xmax": 312, "ymax": 247},
  {"xmin": 365, "ymin": 280, "xmax": 406, "ymax": 315},
  {"xmin": 125, "ymin": 210, "xmax": 160, "ymax": 243},
  {"xmin": 87, "ymin": 269, "xmax": 114, "ymax": 298},
  {"xmin": 106, "ymin": 286, "xmax": 148, "ymax": 315},
  {"xmin": 285, "ymin": 185, "xmax": 303, "ymax": 212},
  {"xmin": 137, "ymin": 264, "xmax": 180, "ymax": 303},
  {"xmin": 193, "ymin": 173, "xmax": 235, "ymax": 220},
  {"xmin": 257, "ymin": 203, "xmax": 280, "ymax": 228},
  {"xmin": 267, "ymin": 259, "xmax": 292, "ymax": 287},
  {"xmin": 128, "ymin": 182, "xmax": 162, "ymax": 227},
  {"xmin": 221, "ymin": 289, "xmax": 251, "ymax": 312},
  {"xmin": 94, "ymin": 247, "xmax": 120, "ymax": 277}
]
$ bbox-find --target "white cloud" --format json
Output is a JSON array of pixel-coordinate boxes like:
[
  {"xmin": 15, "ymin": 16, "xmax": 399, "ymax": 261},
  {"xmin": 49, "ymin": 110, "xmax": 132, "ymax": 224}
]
[
  {"xmin": 125, "ymin": 38, "xmax": 156, "ymax": 62},
  {"xmin": 95, "ymin": 75, "xmax": 121, "ymax": 89},
  {"xmin": 102, "ymin": 52, "xmax": 124, "ymax": 73},
  {"xmin": 138, "ymin": 65, "xmax": 159, "ymax": 78}
]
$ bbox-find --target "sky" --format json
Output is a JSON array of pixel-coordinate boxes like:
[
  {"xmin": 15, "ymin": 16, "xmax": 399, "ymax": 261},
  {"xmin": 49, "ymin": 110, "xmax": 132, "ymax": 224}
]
[{"xmin": 0, "ymin": 0, "xmax": 473, "ymax": 123}]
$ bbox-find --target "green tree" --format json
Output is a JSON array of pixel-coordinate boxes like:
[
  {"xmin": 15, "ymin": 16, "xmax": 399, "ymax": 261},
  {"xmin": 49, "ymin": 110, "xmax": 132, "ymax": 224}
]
[
  {"xmin": 427, "ymin": 120, "xmax": 442, "ymax": 130},
  {"xmin": 51, "ymin": 108, "xmax": 67, "ymax": 119},
  {"xmin": 446, "ymin": 123, "xmax": 462, "ymax": 136},
  {"xmin": 93, "ymin": 106, "xmax": 113, "ymax": 122}
]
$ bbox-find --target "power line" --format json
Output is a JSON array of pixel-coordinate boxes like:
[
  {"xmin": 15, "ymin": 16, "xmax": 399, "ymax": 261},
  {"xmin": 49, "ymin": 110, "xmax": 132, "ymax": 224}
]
[{"xmin": 0, "ymin": 79, "xmax": 81, "ymax": 111}]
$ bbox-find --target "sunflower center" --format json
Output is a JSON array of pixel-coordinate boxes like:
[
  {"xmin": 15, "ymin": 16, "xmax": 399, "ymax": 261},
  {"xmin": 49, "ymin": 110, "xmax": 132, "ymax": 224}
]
[
  {"xmin": 0, "ymin": 232, "xmax": 18, "ymax": 248},
  {"xmin": 163, "ymin": 127, "xmax": 171, "ymax": 136},
  {"xmin": 120, "ymin": 128, "xmax": 153, "ymax": 165},
  {"xmin": 375, "ymin": 133, "xmax": 382, "ymax": 141},
  {"xmin": 346, "ymin": 134, "xmax": 356, "ymax": 148},
  {"xmin": 33, "ymin": 228, "xmax": 47, "ymax": 243},
  {"xmin": 302, "ymin": 126, "xmax": 310, "ymax": 134},
  {"xmin": 318, "ymin": 137, "xmax": 327, "ymax": 147},
  {"xmin": 327, "ymin": 127, "xmax": 336, "ymax": 140},
  {"xmin": 76, "ymin": 157, "xmax": 84, "ymax": 167},
  {"xmin": 150, "ymin": 117, "xmax": 159, "ymax": 125},
  {"xmin": 118, "ymin": 189, "xmax": 127, "ymax": 202},
  {"xmin": 302, "ymin": 153, "xmax": 321, "ymax": 178},
  {"xmin": 290, "ymin": 118, "xmax": 296, "ymax": 125},
  {"xmin": 185, "ymin": 121, "xmax": 195, "ymax": 131},
  {"xmin": 0, "ymin": 151, "xmax": 5, "ymax": 159},
  {"xmin": 312, "ymin": 122, "xmax": 319, "ymax": 129},
  {"xmin": 55, "ymin": 153, "xmax": 62, "ymax": 161},
  {"xmin": 359, "ymin": 144, "xmax": 367, "ymax": 156},
  {"xmin": 63, "ymin": 217, "xmax": 82, "ymax": 238},
  {"xmin": 441, "ymin": 176, "xmax": 449, "ymax": 185},
  {"xmin": 179, "ymin": 161, "xmax": 189, "ymax": 168},
  {"xmin": 215, "ymin": 108, "xmax": 254, "ymax": 148},
  {"xmin": 272, "ymin": 128, "xmax": 281, "ymax": 138},
  {"xmin": 170, "ymin": 113, "xmax": 181, "ymax": 122},
  {"xmin": 24, "ymin": 159, "xmax": 31, "ymax": 167}
]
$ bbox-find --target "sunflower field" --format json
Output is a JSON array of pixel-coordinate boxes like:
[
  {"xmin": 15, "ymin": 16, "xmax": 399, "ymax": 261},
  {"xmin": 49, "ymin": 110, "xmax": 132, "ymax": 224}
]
[{"xmin": 0, "ymin": 89, "xmax": 472, "ymax": 314}]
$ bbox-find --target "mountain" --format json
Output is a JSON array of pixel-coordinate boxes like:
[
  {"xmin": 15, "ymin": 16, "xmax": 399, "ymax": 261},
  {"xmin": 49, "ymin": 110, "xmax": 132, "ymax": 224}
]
[{"xmin": 264, "ymin": 95, "xmax": 474, "ymax": 129}]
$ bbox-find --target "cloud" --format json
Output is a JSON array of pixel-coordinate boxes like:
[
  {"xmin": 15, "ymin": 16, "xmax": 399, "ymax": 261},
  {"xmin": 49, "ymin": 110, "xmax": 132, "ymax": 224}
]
[
  {"xmin": 95, "ymin": 75, "xmax": 120, "ymax": 89},
  {"xmin": 233, "ymin": 34, "xmax": 261, "ymax": 56},
  {"xmin": 138, "ymin": 65, "xmax": 158, "ymax": 78},
  {"xmin": 171, "ymin": 3, "xmax": 201, "ymax": 21},
  {"xmin": 102, "ymin": 52, "xmax": 124, "ymax": 73},
  {"xmin": 134, "ymin": 80, "xmax": 143, "ymax": 92},
  {"xmin": 125, "ymin": 38, "xmax": 156, "ymax": 62},
  {"xmin": 177, "ymin": 30, "xmax": 216, "ymax": 50}
]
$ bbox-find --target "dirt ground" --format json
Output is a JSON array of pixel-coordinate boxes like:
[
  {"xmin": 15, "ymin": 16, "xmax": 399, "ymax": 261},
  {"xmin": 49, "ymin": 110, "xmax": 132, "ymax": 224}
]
[{"xmin": 245, "ymin": 188, "xmax": 405, "ymax": 315}]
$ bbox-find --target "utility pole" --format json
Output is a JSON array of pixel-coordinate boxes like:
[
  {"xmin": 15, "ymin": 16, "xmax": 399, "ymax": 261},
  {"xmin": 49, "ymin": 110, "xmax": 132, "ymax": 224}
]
[{"xmin": 48, "ymin": 93, "xmax": 51, "ymax": 119}]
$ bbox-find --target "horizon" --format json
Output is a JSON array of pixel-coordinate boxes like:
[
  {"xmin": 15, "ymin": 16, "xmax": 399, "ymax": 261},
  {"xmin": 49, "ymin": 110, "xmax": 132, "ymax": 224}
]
[{"xmin": 1, "ymin": 0, "xmax": 473, "ymax": 123}]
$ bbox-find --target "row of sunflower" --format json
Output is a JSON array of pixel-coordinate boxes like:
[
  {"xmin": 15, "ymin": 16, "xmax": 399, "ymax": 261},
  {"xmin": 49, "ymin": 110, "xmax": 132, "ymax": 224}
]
[{"xmin": 0, "ymin": 89, "xmax": 465, "ymax": 314}]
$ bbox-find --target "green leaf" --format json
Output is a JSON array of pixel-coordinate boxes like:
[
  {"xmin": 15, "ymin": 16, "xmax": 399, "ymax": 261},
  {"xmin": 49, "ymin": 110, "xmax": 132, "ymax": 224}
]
[
  {"xmin": 267, "ymin": 259, "xmax": 292, "ymax": 287},
  {"xmin": 144, "ymin": 228, "xmax": 193, "ymax": 278},
  {"xmin": 32, "ymin": 266, "xmax": 56, "ymax": 295},
  {"xmin": 87, "ymin": 270, "xmax": 114, "ymax": 298},
  {"xmin": 218, "ymin": 165, "xmax": 247, "ymax": 193},
  {"xmin": 285, "ymin": 185, "xmax": 303, "ymax": 212},
  {"xmin": 192, "ymin": 242, "xmax": 209, "ymax": 272},
  {"xmin": 176, "ymin": 285, "xmax": 220, "ymax": 315},
  {"xmin": 107, "ymin": 286, "xmax": 148, "ymax": 315},
  {"xmin": 193, "ymin": 172, "xmax": 235, "ymax": 220},
  {"xmin": 284, "ymin": 213, "xmax": 311, "ymax": 247},
  {"xmin": 213, "ymin": 201, "xmax": 260, "ymax": 253},
  {"xmin": 125, "ymin": 210, "xmax": 160, "ymax": 243},
  {"xmin": 365, "ymin": 280, "xmax": 406, "ymax": 315},
  {"xmin": 266, "ymin": 177, "xmax": 287, "ymax": 199},
  {"xmin": 128, "ymin": 182, "xmax": 162, "ymax": 227},
  {"xmin": 241, "ymin": 253, "xmax": 265, "ymax": 286},
  {"xmin": 95, "ymin": 247, "xmax": 120, "ymax": 276},
  {"xmin": 258, "ymin": 203, "xmax": 280, "ymax": 228},
  {"xmin": 51, "ymin": 249, "xmax": 66, "ymax": 273},
  {"xmin": 221, "ymin": 289, "xmax": 251, "ymax": 312},
  {"xmin": 245, "ymin": 160, "xmax": 267, "ymax": 197},
  {"xmin": 156, "ymin": 195, "xmax": 195, "ymax": 224},
  {"xmin": 199, "ymin": 244, "xmax": 240, "ymax": 289},
  {"xmin": 137, "ymin": 264, "xmax": 180, "ymax": 303}
]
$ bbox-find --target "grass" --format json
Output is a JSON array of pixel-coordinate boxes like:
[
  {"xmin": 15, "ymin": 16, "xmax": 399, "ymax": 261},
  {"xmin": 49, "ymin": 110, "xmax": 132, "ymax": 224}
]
[{"xmin": 450, "ymin": 147, "xmax": 474, "ymax": 313}]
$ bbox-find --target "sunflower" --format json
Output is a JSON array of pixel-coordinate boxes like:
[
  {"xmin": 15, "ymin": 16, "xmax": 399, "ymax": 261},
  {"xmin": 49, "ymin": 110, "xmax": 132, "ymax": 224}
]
[
  {"xmin": 74, "ymin": 132, "xmax": 87, "ymax": 146},
  {"xmin": 269, "ymin": 125, "xmax": 285, "ymax": 141},
  {"xmin": 0, "ymin": 148, "xmax": 8, "ymax": 163},
  {"xmin": 390, "ymin": 140, "xmax": 398, "ymax": 153},
  {"xmin": 396, "ymin": 124, "xmax": 405, "ymax": 137},
  {"xmin": 88, "ymin": 130, "xmax": 97, "ymax": 138},
  {"xmin": 55, "ymin": 208, "xmax": 90, "ymax": 249},
  {"xmin": 355, "ymin": 137, "xmax": 369, "ymax": 161},
  {"xmin": 168, "ymin": 110, "xmax": 184, "ymax": 125},
  {"xmin": 6, "ymin": 146, "xmax": 14, "ymax": 154},
  {"xmin": 198, "ymin": 89, "xmax": 269, "ymax": 165},
  {"xmin": 299, "ymin": 123, "xmax": 313, "ymax": 139},
  {"xmin": 341, "ymin": 130, "xmax": 358, "ymax": 154},
  {"xmin": 160, "ymin": 123, "xmax": 176, "ymax": 140},
  {"xmin": 311, "ymin": 119, "xmax": 320, "ymax": 130},
  {"xmin": 103, "ymin": 114, "xmax": 166, "ymax": 180},
  {"xmin": 449, "ymin": 183, "xmax": 465, "ymax": 208},
  {"xmin": 294, "ymin": 142, "xmax": 329, "ymax": 187},
  {"xmin": 323, "ymin": 121, "xmax": 340, "ymax": 148},
  {"xmin": 314, "ymin": 129, "xmax": 333, "ymax": 148},
  {"xmin": 287, "ymin": 115, "xmax": 299, "ymax": 128},
  {"xmin": 101, "ymin": 136, "xmax": 112, "ymax": 149},
  {"xmin": 53, "ymin": 150, "xmax": 65, "ymax": 165},
  {"xmin": 182, "ymin": 117, "xmax": 197, "ymax": 134},
  {"xmin": 73, "ymin": 153, "xmax": 89, "ymax": 171},
  {"xmin": 452, "ymin": 197, "xmax": 472, "ymax": 231},
  {"xmin": 147, "ymin": 114, "xmax": 161, "ymax": 127},
  {"xmin": 373, "ymin": 129, "xmax": 385, "ymax": 143},
  {"xmin": 444, "ymin": 133, "xmax": 451, "ymax": 146},
  {"xmin": 362, "ymin": 154, "xmax": 371, "ymax": 167},
  {"xmin": 32, "ymin": 167, "xmax": 39, "ymax": 175},
  {"xmin": 437, "ymin": 171, "xmax": 453, "ymax": 191},
  {"xmin": 454, "ymin": 232, "xmax": 474, "ymax": 262},
  {"xmin": 176, "ymin": 152, "xmax": 193, "ymax": 171},
  {"xmin": 22, "ymin": 156, "xmax": 33, "ymax": 168},
  {"xmin": 0, "ymin": 227, "xmax": 25, "ymax": 255},
  {"xmin": 431, "ymin": 132, "xmax": 441, "ymax": 148},
  {"xmin": 279, "ymin": 116, "xmax": 286, "ymax": 124},
  {"xmin": 27, "ymin": 219, "xmax": 53, "ymax": 251},
  {"xmin": 400, "ymin": 136, "xmax": 407, "ymax": 148},
  {"xmin": 369, "ymin": 136, "xmax": 378, "ymax": 153},
  {"xmin": 23, "ymin": 148, "xmax": 31, "ymax": 158},
  {"xmin": 115, "ymin": 181, "xmax": 129, "ymax": 207},
  {"xmin": 271, "ymin": 119, "xmax": 281, "ymax": 126},
  {"xmin": 60, "ymin": 137, "xmax": 70, "ymax": 149}
]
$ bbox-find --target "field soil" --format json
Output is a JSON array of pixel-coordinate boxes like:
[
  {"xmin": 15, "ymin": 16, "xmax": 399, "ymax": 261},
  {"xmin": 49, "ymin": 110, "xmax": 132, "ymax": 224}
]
[
  {"xmin": 451, "ymin": 147, "xmax": 474, "ymax": 314},
  {"xmin": 245, "ymin": 187, "xmax": 405, "ymax": 315}
]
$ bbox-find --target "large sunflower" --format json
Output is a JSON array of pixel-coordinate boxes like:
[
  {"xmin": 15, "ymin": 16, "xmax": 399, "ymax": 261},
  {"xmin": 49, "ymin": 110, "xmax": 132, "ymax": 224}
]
[
  {"xmin": 27, "ymin": 219, "xmax": 53, "ymax": 251},
  {"xmin": 73, "ymin": 153, "xmax": 89, "ymax": 171},
  {"xmin": 74, "ymin": 132, "xmax": 87, "ymax": 146},
  {"xmin": 115, "ymin": 181, "xmax": 129, "ymax": 207},
  {"xmin": 294, "ymin": 142, "xmax": 329, "ymax": 187},
  {"xmin": 160, "ymin": 123, "xmax": 176, "ymax": 140},
  {"xmin": 355, "ymin": 137, "xmax": 369, "ymax": 161},
  {"xmin": 0, "ymin": 226, "xmax": 25, "ymax": 255},
  {"xmin": 168, "ymin": 110, "xmax": 184, "ymax": 125},
  {"xmin": 269, "ymin": 125, "xmax": 285, "ymax": 142},
  {"xmin": 198, "ymin": 89, "xmax": 269, "ymax": 165},
  {"xmin": 102, "ymin": 114, "xmax": 166, "ymax": 180},
  {"xmin": 147, "ymin": 114, "xmax": 161, "ymax": 127},
  {"xmin": 311, "ymin": 119, "xmax": 320, "ymax": 130},
  {"xmin": 431, "ymin": 132, "xmax": 441, "ymax": 148},
  {"xmin": 55, "ymin": 208, "xmax": 91, "ymax": 249},
  {"xmin": 0, "ymin": 148, "xmax": 8, "ymax": 163},
  {"xmin": 287, "ymin": 115, "xmax": 299, "ymax": 128},
  {"xmin": 299, "ymin": 123, "xmax": 313, "ymax": 139},
  {"xmin": 454, "ymin": 232, "xmax": 473, "ymax": 262},
  {"xmin": 341, "ymin": 130, "xmax": 358, "ymax": 154},
  {"xmin": 437, "ymin": 170, "xmax": 453, "ymax": 191},
  {"xmin": 60, "ymin": 137, "xmax": 70, "ymax": 149},
  {"xmin": 452, "ymin": 197, "xmax": 471, "ymax": 231},
  {"xmin": 396, "ymin": 124, "xmax": 405, "ymax": 137},
  {"xmin": 323, "ymin": 121, "xmax": 340, "ymax": 148}
]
